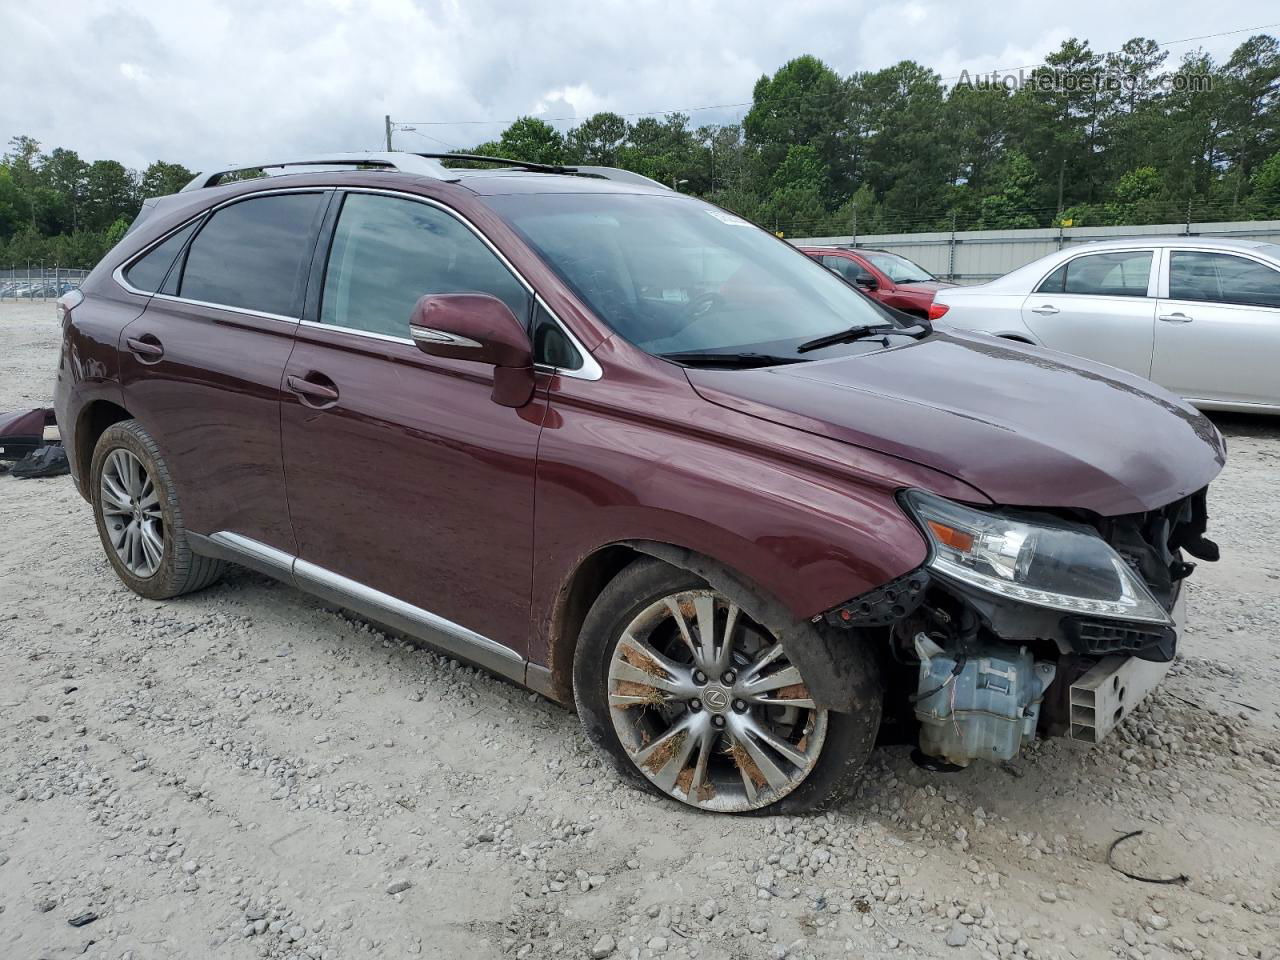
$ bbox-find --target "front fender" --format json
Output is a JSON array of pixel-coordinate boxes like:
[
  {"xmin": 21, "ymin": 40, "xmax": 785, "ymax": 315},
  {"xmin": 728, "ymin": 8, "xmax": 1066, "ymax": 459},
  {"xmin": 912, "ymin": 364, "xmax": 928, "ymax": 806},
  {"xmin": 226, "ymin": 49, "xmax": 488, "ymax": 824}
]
[{"xmin": 529, "ymin": 356, "xmax": 951, "ymax": 687}]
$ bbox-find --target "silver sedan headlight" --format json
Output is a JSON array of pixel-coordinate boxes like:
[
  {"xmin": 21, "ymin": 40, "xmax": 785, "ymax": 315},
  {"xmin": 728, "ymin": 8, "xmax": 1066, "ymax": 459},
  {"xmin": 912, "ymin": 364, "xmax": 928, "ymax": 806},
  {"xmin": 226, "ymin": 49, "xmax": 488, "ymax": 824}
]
[{"xmin": 903, "ymin": 490, "xmax": 1171, "ymax": 625}]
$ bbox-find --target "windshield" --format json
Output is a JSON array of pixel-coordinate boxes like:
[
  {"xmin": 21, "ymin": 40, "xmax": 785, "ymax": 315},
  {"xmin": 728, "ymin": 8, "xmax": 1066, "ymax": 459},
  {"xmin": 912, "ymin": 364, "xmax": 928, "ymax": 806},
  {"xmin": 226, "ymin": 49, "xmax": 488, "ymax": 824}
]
[
  {"xmin": 485, "ymin": 193, "xmax": 894, "ymax": 355},
  {"xmin": 862, "ymin": 251, "xmax": 934, "ymax": 283}
]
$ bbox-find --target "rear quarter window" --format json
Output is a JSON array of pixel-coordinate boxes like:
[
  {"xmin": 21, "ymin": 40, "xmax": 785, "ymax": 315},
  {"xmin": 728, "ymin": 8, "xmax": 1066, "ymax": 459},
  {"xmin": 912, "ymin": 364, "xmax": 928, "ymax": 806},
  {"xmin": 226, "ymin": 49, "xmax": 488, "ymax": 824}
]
[{"xmin": 123, "ymin": 222, "xmax": 198, "ymax": 293}]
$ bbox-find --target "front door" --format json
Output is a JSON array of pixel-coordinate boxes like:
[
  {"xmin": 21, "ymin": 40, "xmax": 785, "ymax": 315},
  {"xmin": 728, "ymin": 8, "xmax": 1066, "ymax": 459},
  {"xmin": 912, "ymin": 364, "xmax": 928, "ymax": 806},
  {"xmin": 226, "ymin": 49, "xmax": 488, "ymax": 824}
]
[
  {"xmin": 280, "ymin": 190, "xmax": 545, "ymax": 664},
  {"xmin": 1151, "ymin": 248, "xmax": 1280, "ymax": 406},
  {"xmin": 1019, "ymin": 248, "xmax": 1157, "ymax": 377}
]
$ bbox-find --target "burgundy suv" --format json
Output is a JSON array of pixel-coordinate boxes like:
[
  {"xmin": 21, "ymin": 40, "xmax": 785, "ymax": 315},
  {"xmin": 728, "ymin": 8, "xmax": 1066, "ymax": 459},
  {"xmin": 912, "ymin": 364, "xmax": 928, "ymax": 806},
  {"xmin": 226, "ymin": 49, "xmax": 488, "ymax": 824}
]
[
  {"xmin": 54, "ymin": 152, "xmax": 1224, "ymax": 814},
  {"xmin": 799, "ymin": 246, "xmax": 955, "ymax": 319}
]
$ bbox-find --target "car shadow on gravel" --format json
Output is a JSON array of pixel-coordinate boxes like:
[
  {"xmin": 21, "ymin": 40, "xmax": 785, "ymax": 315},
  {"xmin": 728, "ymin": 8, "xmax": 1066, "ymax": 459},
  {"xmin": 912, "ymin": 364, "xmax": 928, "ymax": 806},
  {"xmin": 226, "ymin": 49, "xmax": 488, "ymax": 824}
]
[{"xmin": 1207, "ymin": 410, "xmax": 1280, "ymax": 441}]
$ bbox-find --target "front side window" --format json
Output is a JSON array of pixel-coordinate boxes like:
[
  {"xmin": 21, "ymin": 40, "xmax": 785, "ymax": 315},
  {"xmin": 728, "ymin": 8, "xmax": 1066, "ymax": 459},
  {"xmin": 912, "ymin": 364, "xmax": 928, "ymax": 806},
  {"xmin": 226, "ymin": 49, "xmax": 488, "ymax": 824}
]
[
  {"xmin": 179, "ymin": 193, "xmax": 324, "ymax": 316},
  {"xmin": 485, "ymin": 194, "xmax": 891, "ymax": 356},
  {"xmin": 1036, "ymin": 250, "xmax": 1153, "ymax": 297},
  {"xmin": 319, "ymin": 193, "xmax": 529, "ymax": 339},
  {"xmin": 124, "ymin": 222, "xmax": 198, "ymax": 293},
  {"xmin": 821, "ymin": 255, "xmax": 871, "ymax": 284},
  {"xmin": 1169, "ymin": 250, "xmax": 1280, "ymax": 308}
]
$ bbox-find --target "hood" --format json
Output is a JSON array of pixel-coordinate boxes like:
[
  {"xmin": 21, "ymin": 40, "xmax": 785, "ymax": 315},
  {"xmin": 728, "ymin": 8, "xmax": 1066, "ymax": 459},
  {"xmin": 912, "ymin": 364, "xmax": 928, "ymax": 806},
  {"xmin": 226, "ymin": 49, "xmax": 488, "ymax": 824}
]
[{"xmin": 685, "ymin": 331, "xmax": 1225, "ymax": 516}]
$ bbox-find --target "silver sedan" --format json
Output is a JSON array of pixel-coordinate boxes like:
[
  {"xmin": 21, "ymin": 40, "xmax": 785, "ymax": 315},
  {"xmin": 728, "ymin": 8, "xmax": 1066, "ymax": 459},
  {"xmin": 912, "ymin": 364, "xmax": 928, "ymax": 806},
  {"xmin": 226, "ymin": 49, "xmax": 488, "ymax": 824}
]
[{"xmin": 931, "ymin": 237, "xmax": 1280, "ymax": 414}]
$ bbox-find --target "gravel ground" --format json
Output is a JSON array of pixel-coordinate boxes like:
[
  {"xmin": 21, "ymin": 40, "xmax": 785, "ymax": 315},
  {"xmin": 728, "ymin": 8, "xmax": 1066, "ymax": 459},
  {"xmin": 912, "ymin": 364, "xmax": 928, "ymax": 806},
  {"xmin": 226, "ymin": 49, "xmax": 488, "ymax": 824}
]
[{"xmin": 1, "ymin": 300, "xmax": 1278, "ymax": 960}]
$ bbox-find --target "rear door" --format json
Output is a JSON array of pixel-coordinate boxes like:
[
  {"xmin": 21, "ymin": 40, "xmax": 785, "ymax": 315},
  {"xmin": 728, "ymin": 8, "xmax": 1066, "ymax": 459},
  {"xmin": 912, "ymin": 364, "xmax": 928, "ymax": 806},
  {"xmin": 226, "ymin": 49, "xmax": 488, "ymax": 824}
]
[
  {"xmin": 1151, "ymin": 248, "xmax": 1280, "ymax": 405},
  {"xmin": 1019, "ymin": 248, "xmax": 1157, "ymax": 376},
  {"xmin": 118, "ymin": 190, "xmax": 327, "ymax": 555},
  {"xmin": 279, "ymin": 189, "xmax": 547, "ymax": 662}
]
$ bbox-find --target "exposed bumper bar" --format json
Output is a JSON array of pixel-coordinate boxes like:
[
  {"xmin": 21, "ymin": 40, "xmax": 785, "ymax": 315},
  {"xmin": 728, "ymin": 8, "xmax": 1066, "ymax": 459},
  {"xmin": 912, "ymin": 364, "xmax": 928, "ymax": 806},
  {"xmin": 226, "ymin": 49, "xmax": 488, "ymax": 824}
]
[{"xmin": 1068, "ymin": 590, "xmax": 1184, "ymax": 743}]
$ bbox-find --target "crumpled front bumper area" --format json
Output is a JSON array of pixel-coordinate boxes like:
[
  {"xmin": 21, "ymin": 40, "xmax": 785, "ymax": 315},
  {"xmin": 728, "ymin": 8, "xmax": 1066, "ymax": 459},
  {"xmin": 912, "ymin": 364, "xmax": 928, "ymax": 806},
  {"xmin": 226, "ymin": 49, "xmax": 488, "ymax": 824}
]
[{"xmin": 821, "ymin": 489, "xmax": 1213, "ymax": 766}]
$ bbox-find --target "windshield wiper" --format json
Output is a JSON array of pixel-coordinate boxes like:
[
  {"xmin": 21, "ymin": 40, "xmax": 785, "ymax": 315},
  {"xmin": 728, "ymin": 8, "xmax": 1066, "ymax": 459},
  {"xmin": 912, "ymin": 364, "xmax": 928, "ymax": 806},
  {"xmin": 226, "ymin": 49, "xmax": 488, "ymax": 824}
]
[
  {"xmin": 660, "ymin": 350, "xmax": 804, "ymax": 369},
  {"xmin": 796, "ymin": 322, "xmax": 927, "ymax": 354}
]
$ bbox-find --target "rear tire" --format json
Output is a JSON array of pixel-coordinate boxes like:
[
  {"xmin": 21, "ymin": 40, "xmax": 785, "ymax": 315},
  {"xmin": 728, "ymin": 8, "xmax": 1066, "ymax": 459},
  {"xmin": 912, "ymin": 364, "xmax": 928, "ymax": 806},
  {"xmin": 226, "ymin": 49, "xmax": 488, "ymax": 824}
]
[
  {"xmin": 574, "ymin": 557, "xmax": 881, "ymax": 814},
  {"xmin": 90, "ymin": 419, "xmax": 225, "ymax": 600}
]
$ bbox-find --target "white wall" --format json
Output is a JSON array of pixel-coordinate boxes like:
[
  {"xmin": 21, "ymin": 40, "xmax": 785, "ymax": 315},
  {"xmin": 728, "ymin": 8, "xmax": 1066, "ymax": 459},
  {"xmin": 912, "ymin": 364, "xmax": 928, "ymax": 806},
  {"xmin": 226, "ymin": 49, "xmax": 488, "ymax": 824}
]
[{"xmin": 792, "ymin": 220, "xmax": 1280, "ymax": 283}]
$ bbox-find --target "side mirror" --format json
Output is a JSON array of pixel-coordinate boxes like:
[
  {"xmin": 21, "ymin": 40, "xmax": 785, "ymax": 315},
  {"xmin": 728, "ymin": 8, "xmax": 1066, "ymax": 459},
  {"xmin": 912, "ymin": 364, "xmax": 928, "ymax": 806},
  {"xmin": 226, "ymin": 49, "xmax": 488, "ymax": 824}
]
[
  {"xmin": 854, "ymin": 273, "xmax": 878, "ymax": 290},
  {"xmin": 409, "ymin": 293, "xmax": 535, "ymax": 407}
]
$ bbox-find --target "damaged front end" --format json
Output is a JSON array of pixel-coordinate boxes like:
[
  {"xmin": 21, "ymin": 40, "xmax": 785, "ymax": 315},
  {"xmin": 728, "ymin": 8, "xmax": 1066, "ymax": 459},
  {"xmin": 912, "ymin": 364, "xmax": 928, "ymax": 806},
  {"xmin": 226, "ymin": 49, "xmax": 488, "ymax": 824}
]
[{"xmin": 822, "ymin": 488, "xmax": 1218, "ymax": 768}]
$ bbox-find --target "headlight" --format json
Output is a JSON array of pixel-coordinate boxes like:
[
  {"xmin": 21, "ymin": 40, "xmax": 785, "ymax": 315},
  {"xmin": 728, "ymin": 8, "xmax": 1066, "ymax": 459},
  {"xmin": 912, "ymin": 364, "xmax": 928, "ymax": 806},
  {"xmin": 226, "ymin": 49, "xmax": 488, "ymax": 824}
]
[{"xmin": 902, "ymin": 490, "xmax": 1171, "ymax": 625}]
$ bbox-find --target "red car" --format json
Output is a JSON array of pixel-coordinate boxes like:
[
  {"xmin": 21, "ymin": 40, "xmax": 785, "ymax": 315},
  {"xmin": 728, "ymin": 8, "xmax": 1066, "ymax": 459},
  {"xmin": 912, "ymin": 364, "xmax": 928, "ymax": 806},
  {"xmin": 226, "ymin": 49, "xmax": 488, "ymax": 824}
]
[
  {"xmin": 799, "ymin": 246, "xmax": 956, "ymax": 319},
  {"xmin": 54, "ymin": 152, "xmax": 1223, "ymax": 814}
]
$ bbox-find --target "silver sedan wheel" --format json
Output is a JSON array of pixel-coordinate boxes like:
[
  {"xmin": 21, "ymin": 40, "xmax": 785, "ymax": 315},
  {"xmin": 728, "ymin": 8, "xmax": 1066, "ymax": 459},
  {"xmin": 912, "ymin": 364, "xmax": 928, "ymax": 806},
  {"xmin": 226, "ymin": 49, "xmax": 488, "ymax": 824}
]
[
  {"xmin": 607, "ymin": 589, "xmax": 827, "ymax": 812},
  {"xmin": 100, "ymin": 448, "xmax": 164, "ymax": 578}
]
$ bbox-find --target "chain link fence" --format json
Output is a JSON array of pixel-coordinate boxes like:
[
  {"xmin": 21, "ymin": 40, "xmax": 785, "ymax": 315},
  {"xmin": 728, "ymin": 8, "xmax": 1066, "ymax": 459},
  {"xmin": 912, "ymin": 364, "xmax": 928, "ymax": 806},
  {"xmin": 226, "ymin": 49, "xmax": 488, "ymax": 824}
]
[{"xmin": 0, "ymin": 266, "xmax": 91, "ymax": 301}]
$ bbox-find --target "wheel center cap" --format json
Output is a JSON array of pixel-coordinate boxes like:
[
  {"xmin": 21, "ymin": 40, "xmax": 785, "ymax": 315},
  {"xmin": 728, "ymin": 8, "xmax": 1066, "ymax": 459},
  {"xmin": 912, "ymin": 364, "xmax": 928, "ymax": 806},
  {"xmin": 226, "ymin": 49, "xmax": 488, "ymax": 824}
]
[{"xmin": 702, "ymin": 684, "xmax": 731, "ymax": 713}]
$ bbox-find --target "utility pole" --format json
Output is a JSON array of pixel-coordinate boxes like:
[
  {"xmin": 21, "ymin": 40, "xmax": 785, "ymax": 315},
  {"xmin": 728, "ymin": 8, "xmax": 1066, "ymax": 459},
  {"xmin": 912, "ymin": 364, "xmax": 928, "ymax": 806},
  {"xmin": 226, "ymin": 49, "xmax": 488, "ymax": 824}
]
[
  {"xmin": 850, "ymin": 205, "xmax": 858, "ymax": 248},
  {"xmin": 385, "ymin": 115, "xmax": 393, "ymax": 152}
]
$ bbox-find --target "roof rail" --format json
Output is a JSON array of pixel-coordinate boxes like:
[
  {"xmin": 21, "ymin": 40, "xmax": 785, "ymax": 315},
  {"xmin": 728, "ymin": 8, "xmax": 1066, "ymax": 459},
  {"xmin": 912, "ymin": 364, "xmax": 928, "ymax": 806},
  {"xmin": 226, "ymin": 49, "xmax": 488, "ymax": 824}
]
[
  {"xmin": 570, "ymin": 165, "xmax": 671, "ymax": 190},
  {"xmin": 412, "ymin": 153, "xmax": 671, "ymax": 189},
  {"xmin": 180, "ymin": 151, "xmax": 674, "ymax": 192},
  {"xmin": 421, "ymin": 153, "xmax": 574, "ymax": 173},
  {"xmin": 180, "ymin": 152, "xmax": 458, "ymax": 192}
]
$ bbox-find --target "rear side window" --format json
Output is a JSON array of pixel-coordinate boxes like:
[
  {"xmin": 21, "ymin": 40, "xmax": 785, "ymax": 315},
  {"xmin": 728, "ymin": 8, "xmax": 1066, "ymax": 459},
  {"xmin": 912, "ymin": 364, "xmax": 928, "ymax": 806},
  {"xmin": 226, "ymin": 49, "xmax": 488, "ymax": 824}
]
[
  {"xmin": 1037, "ymin": 251, "xmax": 1152, "ymax": 297},
  {"xmin": 179, "ymin": 193, "xmax": 324, "ymax": 316},
  {"xmin": 124, "ymin": 222, "xmax": 197, "ymax": 293},
  {"xmin": 319, "ymin": 193, "xmax": 529, "ymax": 339},
  {"xmin": 1169, "ymin": 251, "xmax": 1280, "ymax": 308}
]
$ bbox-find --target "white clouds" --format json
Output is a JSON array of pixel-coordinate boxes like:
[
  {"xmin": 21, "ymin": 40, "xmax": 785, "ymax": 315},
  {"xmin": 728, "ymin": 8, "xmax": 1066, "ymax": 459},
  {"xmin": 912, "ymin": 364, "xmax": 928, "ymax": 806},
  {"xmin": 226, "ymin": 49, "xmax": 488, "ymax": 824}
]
[
  {"xmin": 0, "ymin": 0, "xmax": 1271, "ymax": 171},
  {"xmin": 532, "ymin": 85, "xmax": 613, "ymax": 122}
]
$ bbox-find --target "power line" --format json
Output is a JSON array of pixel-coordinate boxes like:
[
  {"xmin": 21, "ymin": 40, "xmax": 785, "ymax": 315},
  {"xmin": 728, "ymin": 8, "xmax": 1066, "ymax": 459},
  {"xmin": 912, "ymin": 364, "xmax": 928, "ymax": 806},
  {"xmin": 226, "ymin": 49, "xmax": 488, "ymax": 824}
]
[{"xmin": 390, "ymin": 21, "xmax": 1280, "ymax": 130}]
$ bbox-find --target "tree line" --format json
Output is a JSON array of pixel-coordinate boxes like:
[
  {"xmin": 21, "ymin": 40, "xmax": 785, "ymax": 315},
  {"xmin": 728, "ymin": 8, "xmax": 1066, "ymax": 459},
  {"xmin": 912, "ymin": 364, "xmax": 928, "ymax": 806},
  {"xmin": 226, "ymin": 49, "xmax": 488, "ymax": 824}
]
[{"xmin": 3, "ymin": 32, "xmax": 1278, "ymax": 269}]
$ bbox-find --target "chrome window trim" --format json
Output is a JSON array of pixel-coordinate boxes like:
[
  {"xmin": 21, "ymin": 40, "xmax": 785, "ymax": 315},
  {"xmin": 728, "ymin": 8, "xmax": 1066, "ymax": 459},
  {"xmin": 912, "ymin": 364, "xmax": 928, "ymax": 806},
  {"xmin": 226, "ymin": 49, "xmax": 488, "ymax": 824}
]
[
  {"xmin": 534, "ymin": 293, "xmax": 603, "ymax": 381},
  {"xmin": 1031, "ymin": 247, "xmax": 1158, "ymax": 298},
  {"xmin": 149, "ymin": 291, "xmax": 301, "ymax": 325},
  {"xmin": 111, "ymin": 183, "xmax": 604, "ymax": 381},
  {"xmin": 1160, "ymin": 247, "xmax": 1280, "ymax": 309},
  {"xmin": 112, "ymin": 185, "xmax": 330, "ymax": 316},
  {"xmin": 298, "ymin": 317, "xmax": 412, "ymax": 345},
  {"xmin": 327, "ymin": 187, "xmax": 602, "ymax": 381}
]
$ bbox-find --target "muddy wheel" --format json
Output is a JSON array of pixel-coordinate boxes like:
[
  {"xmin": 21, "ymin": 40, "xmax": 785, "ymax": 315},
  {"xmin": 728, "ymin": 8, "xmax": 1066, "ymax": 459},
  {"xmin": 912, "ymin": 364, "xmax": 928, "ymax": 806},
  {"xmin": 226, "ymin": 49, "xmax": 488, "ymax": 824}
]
[
  {"xmin": 90, "ymin": 419, "xmax": 225, "ymax": 600},
  {"xmin": 574, "ymin": 558, "xmax": 880, "ymax": 814}
]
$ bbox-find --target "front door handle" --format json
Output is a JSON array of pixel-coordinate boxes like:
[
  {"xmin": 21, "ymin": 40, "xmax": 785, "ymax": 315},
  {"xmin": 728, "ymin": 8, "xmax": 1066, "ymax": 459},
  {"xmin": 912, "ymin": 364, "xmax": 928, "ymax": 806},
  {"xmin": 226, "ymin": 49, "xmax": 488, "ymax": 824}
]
[
  {"xmin": 1030, "ymin": 304, "xmax": 1060, "ymax": 316},
  {"xmin": 1158, "ymin": 312, "xmax": 1193, "ymax": 323},
  {"xmin": 286, "ymin": 374, "xmax": 339, "ymax": 406},
  {"xmin": 126, "ymin": 335, "xmax": 164, "ymax": 361}
]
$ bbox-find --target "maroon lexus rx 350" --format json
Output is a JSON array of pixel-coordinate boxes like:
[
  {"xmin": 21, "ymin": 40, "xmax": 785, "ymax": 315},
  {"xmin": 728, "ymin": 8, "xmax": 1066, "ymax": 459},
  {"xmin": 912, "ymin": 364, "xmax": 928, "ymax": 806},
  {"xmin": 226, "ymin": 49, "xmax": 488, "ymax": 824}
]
[{"xmin": 54, "ymin": 153, "xmax": 1224, "ymax": 813}]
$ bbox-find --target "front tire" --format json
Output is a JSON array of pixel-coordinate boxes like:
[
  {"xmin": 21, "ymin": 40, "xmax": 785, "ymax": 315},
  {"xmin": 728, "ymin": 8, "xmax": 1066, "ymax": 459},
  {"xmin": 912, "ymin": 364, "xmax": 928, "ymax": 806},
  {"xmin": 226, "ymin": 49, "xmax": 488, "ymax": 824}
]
[
  {"xmin": 90, "ymin": 419, "xmax": 225, "ymax": 600},
  {"xmin": 574, "ymin": 558, "xmax": 881, "ymax": 814}
]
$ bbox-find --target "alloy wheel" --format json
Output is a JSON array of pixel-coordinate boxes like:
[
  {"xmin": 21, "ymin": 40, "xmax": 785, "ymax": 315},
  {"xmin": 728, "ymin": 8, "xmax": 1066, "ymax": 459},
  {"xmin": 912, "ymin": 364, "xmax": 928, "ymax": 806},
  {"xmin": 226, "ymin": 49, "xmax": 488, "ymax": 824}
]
[
  {"xmin": 607, "ymin": 589, "xmax": 827, "ymax": 812},
  {"xmin": 100, "ymin": 448, "xmax": 165, "ymax": 578}
]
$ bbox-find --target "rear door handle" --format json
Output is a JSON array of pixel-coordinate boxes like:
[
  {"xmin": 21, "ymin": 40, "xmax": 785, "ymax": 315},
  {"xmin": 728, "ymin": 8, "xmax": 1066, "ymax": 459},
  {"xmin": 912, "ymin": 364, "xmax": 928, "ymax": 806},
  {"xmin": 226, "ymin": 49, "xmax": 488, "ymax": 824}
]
[
  {"xmin": 286, "ymin": 374, "xmax": 339, "ymax": 404},
  {"xmin": 1158, "ymin": 312, "xmax": 1193, "ymax": 323},
  {"xmin": 125, "ymin": 335, "xmax": 164, "ymax": 360},
  {"xmin": 1030, "ymin": 304, "xmax": 1060, "ymax": 316}
]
